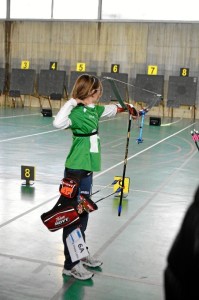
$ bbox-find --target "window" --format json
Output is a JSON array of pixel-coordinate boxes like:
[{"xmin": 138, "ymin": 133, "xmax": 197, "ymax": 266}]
[
  {"xmin": 10, "ymin": 0, "xmax": 52, "ymax": 19},
  {"xmin": 5, "ymin": 0, "xmax": 199, "ymax": 22},
  {"xmin": 53, "ymin": 0, "xmax": 99, "ymax": 19},
  {"xmin": 0, "ymin": 0, "xmax": 6, "ymax": 19},
  {"xmin": 102, "ymin": 0, "xmax": 199, "ymax": 22}
]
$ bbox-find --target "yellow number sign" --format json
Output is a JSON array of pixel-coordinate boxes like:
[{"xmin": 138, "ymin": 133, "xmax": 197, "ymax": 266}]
[
  {"xmin": 49, "ymin": 62, "xmax": 57, "ymax": 70},
  {"xmin": 21, "ymin": 165, "xmax": 35, "ymax": 182},
  {"xmin": 21, "ymin": 61, "xmax": 30, "ymax": 69},
  {"xmin": 111, "ymin": 64, "xmax": 120, "ymax": 73},
  {"xmin": 76, "ymin": 63, "xmax": 86, "ymax": 72},
  {"xmin": 180, "ymin": 68, "xmax": 189, "ymax": 77},
  {"xmin": 148, "ymin": 65, "xmax": 158, "ymax": 75}
]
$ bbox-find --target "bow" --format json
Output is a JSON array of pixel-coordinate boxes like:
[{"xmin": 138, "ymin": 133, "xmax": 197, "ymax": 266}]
[
  {"xmin": 103, "ymin": 76, "xmax": 162, "ymax": 215},
  {"xmin": 104, "ymin": 77, "xmax": 132, "ymax": 216}
]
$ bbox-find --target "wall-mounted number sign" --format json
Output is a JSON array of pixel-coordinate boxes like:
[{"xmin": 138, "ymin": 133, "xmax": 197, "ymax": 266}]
[
  {"xmin": 21, "ymin": 165, "xmax": 35, "ymax": 184},
  {"xmin": 49, "ymin": 62, "xmax": 57, "ymax": 70},
  {"xmin": 21, "ymin": 61, "xmax": 30, "ymax": 69},
  {"xmin": 148, "ymin": 65, "xmax": 158, "ymax": 75},
  {"xmin": 76, "ymin": 63, "xmax": 86, "ymax": 72},
  {"xmin": 180, "ymin": 68, "xmax": 189, "ymax": 77},
  {"xmin": 111, "ymin": 64, "xmax": 120, "ymax": 73}
]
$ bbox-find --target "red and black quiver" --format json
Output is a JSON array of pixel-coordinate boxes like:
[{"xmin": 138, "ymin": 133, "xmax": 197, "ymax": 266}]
[
  {"xmin": 41, "ymin": 177, "xmax": 80, "ymax": 232},
  {"xmin": 41, "ymin": 176, "xmax": 98, "ymax": 232},
  {"xmin": 40, "ymin": 195, "xmax": 80, "ymax": 232}
]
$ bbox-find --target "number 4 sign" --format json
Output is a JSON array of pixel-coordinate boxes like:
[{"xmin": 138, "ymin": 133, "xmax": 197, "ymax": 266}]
[{"xmin": 49, "ymin": 62, "xmax": 57, "ymax": 70}]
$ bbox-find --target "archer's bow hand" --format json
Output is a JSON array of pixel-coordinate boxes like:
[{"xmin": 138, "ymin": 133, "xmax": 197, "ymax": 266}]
[{"xmin": 116, "ymin": 104, "xmax": 139, "ymax": 120}]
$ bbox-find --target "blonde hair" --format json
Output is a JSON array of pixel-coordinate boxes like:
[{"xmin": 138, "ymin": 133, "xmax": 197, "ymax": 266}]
[{"xmin": 72, "ymin": 74, "xmax": 102, "ymax": 100}]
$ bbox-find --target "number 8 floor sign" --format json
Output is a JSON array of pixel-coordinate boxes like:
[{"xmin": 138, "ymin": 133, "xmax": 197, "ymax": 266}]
[{"xmin": 21, "ymin": 165, "xmax": 35, "ymax": 185}]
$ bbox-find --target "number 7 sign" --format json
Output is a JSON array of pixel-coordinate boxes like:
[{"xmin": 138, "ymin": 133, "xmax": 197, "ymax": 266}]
[{"xmin": 148, "ymin": 65, "xmax": 158, "ymax": 75}]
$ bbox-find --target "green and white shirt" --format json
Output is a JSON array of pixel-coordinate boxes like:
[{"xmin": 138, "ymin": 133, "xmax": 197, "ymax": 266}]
[{"xmin": 53, "ymin": 98, "xmax": 117, "ymax": 172}]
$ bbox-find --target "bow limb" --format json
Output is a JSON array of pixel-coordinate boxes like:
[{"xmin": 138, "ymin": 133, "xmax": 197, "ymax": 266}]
[
  {"xmin": 118, "ymin": 113, "xmax": 132, "ymax": 216},
  {"xmin": 106, "ymin": 77, "xmax": 128, "ymax": 109},
  {"xmin": 105, "ymin": 77, "xmax": 131, "ymax": 216}
]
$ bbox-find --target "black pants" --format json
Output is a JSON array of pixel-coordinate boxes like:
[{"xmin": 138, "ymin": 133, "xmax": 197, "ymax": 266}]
[{"xmin": 63, "ymin": 168, "xmax": 93, "ymax": 270}]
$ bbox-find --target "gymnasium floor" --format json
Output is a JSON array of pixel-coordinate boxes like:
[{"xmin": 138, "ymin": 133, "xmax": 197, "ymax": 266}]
[{"xmin": 0, "ymin": 106, "xmax": 198, "ymax": 300}]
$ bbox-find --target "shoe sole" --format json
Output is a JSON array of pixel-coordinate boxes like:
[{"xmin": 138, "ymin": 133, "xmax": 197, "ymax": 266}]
[
  {"xmin": 72, "ymin": 273, "xmax": 94, "ymax": 280},
  {"xmin": 82, "ymin": 262, "xmax": 103, "ymax": 268},
  {"xmin": 62, "ymin": 270, "xmax": 94, "ymax": 280}
]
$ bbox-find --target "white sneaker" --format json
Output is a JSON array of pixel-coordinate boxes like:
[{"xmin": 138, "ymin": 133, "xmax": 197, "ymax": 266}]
[
  {"xmin": 62, "ymin": 261, "xmax": 94, "ymax": 280},
  {"xmin": 81, "ymin": 254, "xmax": 103, "ymax": 268}
]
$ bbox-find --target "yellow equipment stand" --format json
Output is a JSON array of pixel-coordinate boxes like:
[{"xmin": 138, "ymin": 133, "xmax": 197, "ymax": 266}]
[{"xmin": 113, "ymin": 176, "xmax": 130, "ymax": 197}]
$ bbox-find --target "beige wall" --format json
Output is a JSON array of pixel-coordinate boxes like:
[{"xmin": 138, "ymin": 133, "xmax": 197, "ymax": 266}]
[{"xmin": 0, "ymin": 20, "xmax": 198, "ymax": 119}]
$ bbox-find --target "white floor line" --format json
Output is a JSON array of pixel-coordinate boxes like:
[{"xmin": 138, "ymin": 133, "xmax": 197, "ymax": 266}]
[
  {"xmin": 0, "ymin": 116, "xmax": 120, "ymax": 143},
  {"xmin": 0, "ymin": 128, "xmax": 61, "ymax": 143},
  {"xmin": 0, "ymin": 113, "xmax": 41, "ymax": 119},
  {"xmin": 94, "ymin": 122, "xmax": 197, "ymax": 179},
  {"xmin": 161, "ymin": 118, "xmax": 183, "ymax": 126}
]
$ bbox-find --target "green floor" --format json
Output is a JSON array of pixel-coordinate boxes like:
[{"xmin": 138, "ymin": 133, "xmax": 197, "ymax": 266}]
[{"xmin": 0, "ymin": 106, "xmax": 198, "ymax": 300}]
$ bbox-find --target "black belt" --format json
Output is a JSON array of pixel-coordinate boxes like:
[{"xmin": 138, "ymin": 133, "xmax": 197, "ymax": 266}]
[{"xmin": 73, "ymin": 130, "xmax": 98, "ymax": 137}]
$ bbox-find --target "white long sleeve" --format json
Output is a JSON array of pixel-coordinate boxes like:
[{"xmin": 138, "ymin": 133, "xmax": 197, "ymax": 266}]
[
  {"xmin": 53, "ymin": 98, "xmax": 77, "ymax": 129},
  {"xmin": 101, "ymin": 104, "xmax": 117, "ymax": 118},
  {"xmin": 53, "ymin": 101, "xmax": 117, "ymax": 129}
]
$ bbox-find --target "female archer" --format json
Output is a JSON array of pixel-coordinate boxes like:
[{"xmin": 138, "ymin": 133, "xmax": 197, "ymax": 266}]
[{"xmin": 53, "ymin": 74, "xmax": 138, "ymax": 280}]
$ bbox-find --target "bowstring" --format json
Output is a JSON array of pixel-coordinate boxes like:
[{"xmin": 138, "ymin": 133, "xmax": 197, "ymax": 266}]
[
  {"xmin": 103, "ymin": 76, "xmax": 162, "ymax": 98},
  {"xmin": 103, "ymin": 76, "xmax": 162, "ymax": 138}
]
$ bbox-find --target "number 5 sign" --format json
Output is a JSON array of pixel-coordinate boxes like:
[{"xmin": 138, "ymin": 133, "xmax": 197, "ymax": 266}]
[{"xmin": 76, "ymin": 63, "xmax": 86, "ymax": 72}]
